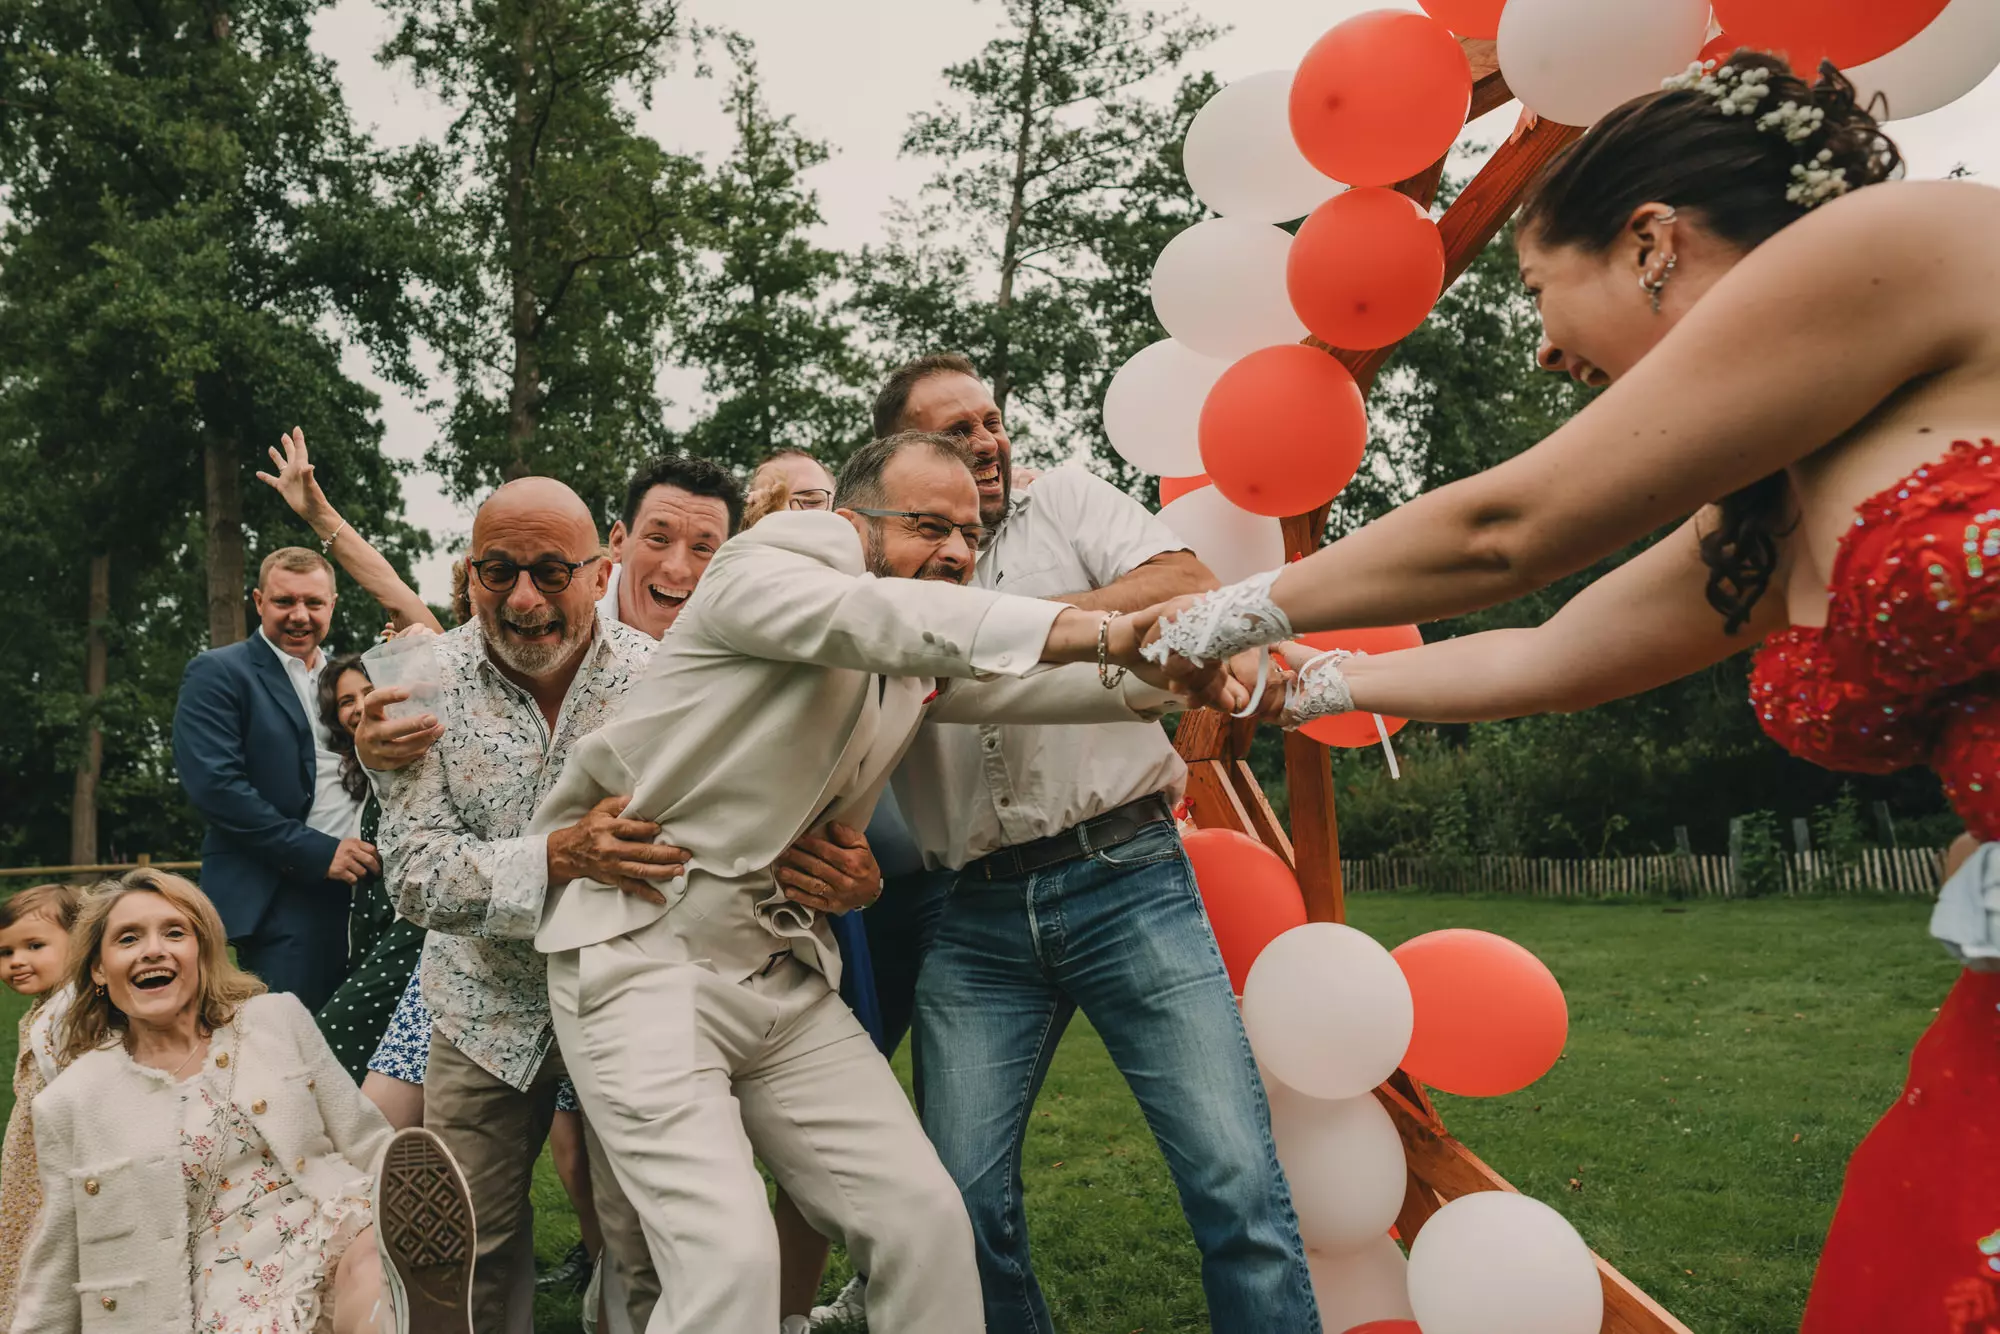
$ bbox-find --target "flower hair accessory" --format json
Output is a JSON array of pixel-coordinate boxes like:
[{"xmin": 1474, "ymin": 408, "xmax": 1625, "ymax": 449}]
[{"xmin": 1661, "ymin": 60, "xmax": 1852, "ymax": 209}]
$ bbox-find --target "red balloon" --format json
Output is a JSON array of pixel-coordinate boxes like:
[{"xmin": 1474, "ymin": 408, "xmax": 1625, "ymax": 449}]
[
  {"xmin": 1709, "ymin": 0, "xmax": 1948, "ymax": 72},
  {"xmin": 1289, "ymin": 187, "xmax": 1445, "ymax": 352},
  {"xmin": 1294, "ymin": 626, "xmax": 1422, "ymax": 749},
  {"xmin": 1199, "ymin": 345, "xmax": 1367, "ymax": 519},
  {"xmin": 1418, "ymin": 0, "xmax": 1504, "ymax": 40},
  {"xmin": 1344, "ymin": 1324, "xmax": 1423, "ymax": 1334},
  {"xmin": 1182, "ymin": 828, "xmax": 1308, "ymax": 994},
  {"xmin": 1159, "ymin": 473, "xmax": 1210, "ymax": 506},
  {"xmin": 1391, "ymin": 929, "xmax": 1569, "ymax": 1097},
  {"xmin": 1699, "ymin": 30, "xmax": 1738, "ymax": 64},
  {"xmin": 1290, "ymin": 11, "xmax": 1472, "ymax": 188}
]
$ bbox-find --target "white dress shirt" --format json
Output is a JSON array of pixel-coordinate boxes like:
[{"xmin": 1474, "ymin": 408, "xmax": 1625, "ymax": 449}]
[
  {"xmin": 892, "ymin": 466, "xmax": 1192, "ymax": 871},
  {"xmin": 258, "ymin": 630, "xmax": 365, "ymax": 842}
]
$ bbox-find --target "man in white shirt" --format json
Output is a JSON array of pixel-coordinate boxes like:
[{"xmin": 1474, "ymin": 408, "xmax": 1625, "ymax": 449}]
[
  {"xmin": 876, "ymin": 356, "xmax": 1322, "ymax": 1334},
  {"xmin": 173, "ymin": 547, "xmax": 377, "ymax": 1008}
]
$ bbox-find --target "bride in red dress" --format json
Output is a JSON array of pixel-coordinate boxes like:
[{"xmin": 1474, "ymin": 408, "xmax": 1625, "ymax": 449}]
[{"xmin": 1122, "ymin": 51, "xmax": 2000, "ymax": 1331}]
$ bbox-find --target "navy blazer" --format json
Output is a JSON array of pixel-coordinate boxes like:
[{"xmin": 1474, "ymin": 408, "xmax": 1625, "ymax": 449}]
[{"xmin": 172, "ymin": 635, "xmax": 340, "ymax": 937}]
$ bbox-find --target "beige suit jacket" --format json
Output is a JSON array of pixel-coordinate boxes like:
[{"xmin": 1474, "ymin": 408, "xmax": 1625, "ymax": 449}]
[{"xmin": 530, "ymin": 511, "xmax": 1176, "ymax": 986}]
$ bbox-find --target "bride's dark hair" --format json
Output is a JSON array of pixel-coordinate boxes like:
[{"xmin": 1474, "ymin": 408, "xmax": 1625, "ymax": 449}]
[{"xmin": 1519, "ymin": 52, "xmax": 1902, "ymax": 633}]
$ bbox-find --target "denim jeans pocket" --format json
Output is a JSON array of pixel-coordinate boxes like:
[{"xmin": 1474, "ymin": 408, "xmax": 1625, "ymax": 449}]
[{"xmin": 1087, "ymin": 819, "xmax": 1183, "ymax": 870}]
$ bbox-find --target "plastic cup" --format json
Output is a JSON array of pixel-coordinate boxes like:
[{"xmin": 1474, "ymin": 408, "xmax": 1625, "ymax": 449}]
[{"xmin": 360, "ymin": 635, "xmax": 442, "ymax": 722}]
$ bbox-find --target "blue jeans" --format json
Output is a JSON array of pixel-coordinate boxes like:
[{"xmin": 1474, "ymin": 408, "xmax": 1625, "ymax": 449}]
[{"xmin": 913, "ymin": 819, "xmax": 1319, "ymax": 1334}]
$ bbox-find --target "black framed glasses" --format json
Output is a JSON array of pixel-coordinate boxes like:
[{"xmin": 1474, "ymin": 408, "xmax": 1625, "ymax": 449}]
[
  {"xmin": 850, "ymin": 507, "xmax": 986, "ymax": 549},
  {"xmin": 787, "ymin": 488, "xmax": 834, "ymax": 511},
  {"xmin": 468, "ymin": 554, "xmax": 603, "ymax": 595}
]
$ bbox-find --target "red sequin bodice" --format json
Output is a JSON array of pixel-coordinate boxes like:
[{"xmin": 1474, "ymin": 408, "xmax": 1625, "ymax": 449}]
[{"xmin": 1749, "ymin": 440, "xmax": 2000, "ymax": 838}]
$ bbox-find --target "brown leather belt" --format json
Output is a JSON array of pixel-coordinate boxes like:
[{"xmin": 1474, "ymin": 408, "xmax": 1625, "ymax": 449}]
[{"xmin": 965, "ymin": 794, "xmax": 1175, "ymax": 881}]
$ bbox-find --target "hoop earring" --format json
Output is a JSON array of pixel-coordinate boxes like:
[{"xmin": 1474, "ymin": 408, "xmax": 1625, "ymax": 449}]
[{"xmin": 1642, "ymin": 254, "xmax": 1678, "ymax": 313}]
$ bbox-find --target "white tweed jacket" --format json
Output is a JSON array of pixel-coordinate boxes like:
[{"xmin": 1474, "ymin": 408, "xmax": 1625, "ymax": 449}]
[{"xmin": 11, "ymin": 992, "xmax": 393, "ymax": 1334}]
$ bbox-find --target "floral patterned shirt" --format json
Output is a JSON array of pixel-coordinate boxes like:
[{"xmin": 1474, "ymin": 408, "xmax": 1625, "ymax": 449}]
[{"xmin": 373, "ymin": 618, "xmax": 657, "ymax": 1089}]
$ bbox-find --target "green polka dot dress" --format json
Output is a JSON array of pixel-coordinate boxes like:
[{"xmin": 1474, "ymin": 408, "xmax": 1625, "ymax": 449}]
[{"xmin": 314, "ymin": 803, "xmax": 426, "ymax": 1083}]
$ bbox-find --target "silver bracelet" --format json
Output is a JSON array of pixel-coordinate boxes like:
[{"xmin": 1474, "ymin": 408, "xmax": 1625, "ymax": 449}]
[
  {"xmin": 1097, "ymin": 613, "xmax": 1127, "ymax": 689},
  {"xmin": 320, "ymin": 519, "xmax": 348, "ymax": 553},
  {"xmin": 1139, "ymin": 568, "xmax": 1292, "ymax": 669}
]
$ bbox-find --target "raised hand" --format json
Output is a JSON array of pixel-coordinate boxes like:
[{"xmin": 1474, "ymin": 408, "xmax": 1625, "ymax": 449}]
[{"xmin": 255, "ymin": 427, "xmax": 337, "ymax": 530}]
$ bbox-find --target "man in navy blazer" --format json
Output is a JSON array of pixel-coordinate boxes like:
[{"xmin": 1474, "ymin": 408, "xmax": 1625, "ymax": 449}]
[{"xmin": 174, "ymin": 547, "xmax": 377, "ymax": 1008}]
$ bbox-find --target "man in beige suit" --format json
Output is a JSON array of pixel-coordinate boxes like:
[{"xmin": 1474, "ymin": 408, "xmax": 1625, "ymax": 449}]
[{"xmin": 531, "ymin": 431, "xmax": 1240, "ymax": 1333}]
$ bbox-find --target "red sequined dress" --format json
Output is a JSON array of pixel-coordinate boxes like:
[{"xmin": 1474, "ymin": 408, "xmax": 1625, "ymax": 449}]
[{"xmin": 1748, "ymin": 439, "xmax": 2000, "ymax": 1333}]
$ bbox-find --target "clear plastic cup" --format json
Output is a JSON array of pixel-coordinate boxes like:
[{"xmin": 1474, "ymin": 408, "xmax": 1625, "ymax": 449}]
[{"xmin": 360, "ymin": 634, "xmax": 442, "ymax": 722}]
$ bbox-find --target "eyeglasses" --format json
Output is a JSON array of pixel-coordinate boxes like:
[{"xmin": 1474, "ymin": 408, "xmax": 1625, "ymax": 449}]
[
  {"xmin": 787, "ymin": 489, "xmax": 834, "ymax": 511},
  {"xmin": 849, "ymin": 507, "xmax": 986, "ymax": 549},
  {"xmin": 467, "ymin": 554, "xmax": 603, "ymax": 595}
]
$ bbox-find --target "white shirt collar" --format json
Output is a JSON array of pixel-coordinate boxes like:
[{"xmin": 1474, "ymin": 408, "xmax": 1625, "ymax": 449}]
[{"xmin": 257, "ymin": 627, "xmax": 323, "ymax": 677}]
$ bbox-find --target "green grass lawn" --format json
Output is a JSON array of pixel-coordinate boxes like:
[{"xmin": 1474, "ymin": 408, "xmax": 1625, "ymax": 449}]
[{"xmin": 0, "ymin": 896, "xmax": 1956, "ymax": 1333}]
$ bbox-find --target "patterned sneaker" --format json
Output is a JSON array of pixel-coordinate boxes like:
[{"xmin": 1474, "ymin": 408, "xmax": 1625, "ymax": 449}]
[
  {"xmin": 809, "ymin": 1274, "xmax": 867, "ymax": 1329},
  {"xmin": 373, "ymin": 1126, "xmax": 475, "ymax": 1334}
]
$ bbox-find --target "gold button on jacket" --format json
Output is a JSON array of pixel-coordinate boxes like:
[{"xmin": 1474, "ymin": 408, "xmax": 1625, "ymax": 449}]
[{"xmin": 82, "ymin": 1179, "xmax": 99, "ymax": 1196}]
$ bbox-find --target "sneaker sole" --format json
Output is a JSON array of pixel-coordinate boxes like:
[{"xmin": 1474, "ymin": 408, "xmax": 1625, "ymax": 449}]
[{"xmin": 377, "ymin": 1128, "xmax": 475, "ymax": 1334}]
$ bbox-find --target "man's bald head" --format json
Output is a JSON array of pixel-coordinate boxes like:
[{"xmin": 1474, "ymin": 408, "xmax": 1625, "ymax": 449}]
[
  {"xmin": 472, "ymin": 476, "xmax": 599, "ymax": 552},
  {"xmin": 465, "ymin": 475, "xmax": 609, "ymax": 683}
]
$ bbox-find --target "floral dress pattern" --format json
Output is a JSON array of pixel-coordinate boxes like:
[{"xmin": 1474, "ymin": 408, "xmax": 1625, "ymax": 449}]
[{"xmin": 176, "ymin": 1062, "xmax": 374, "ymax": 1333}]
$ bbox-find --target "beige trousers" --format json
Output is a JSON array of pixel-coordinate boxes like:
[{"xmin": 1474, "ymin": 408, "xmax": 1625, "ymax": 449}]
[
  {"xmin": 547, "ymin": 919, "xmax": 983, "ymax": 1334},
  {"xmin": 423, "ymin": 1032, "xmax": 660, "ymax": 1332}
]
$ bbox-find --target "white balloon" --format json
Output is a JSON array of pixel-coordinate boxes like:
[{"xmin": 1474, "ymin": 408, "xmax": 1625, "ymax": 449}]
[
  {"xmin": 1498, "ymin": 0, "xmax": 1709, "ymax": 127},
  {"xmin": 1268, "ymin": 1088, "xmax": 1408, "ymax": 1253},
  {"xmin": 1183, "ymin": 70, "xmax": 1344, "ymax": 223},
  {"xmin": 1150, "ymin": 218, "xmax": 1308, "ymax": 361},
  {"xmin": 1848, "ymin": 0, "xmax": 2000, "ymax": 122},
  {"xmin": 1242, "ymin": 923, "xmax": 1413, "ymax": 1101},
  {"xmin": 1155, "ymin": 485, "xmax": 1286, "ymax": 584},
  {"xmin": 1307, "ymin": 1236, "xmax": 1416, "ymax": 1333},
  {"xmin": 1407, "ymin": 1192, "xmax": 1604, "ymax": 1334},
  {"xmin": 1103, "ymin": 340, "xmax": 1230, "ymax": 476}
]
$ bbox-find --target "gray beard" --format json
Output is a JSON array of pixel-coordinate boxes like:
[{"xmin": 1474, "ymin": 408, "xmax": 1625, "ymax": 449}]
[
  {"xmin": 479, "ymin": 605, "xmax": 590, "ymax": 679},
  {"xmin": 862, "ymin": 527, "xmax": 967, "ymax": 584}
]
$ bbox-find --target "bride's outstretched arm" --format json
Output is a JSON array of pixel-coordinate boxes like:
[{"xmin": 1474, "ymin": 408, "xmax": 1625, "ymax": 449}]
[
  {"xmin": 1279, "ymin": 514, "xmax": 1790, "ymax": 725},
  {"xmin": 1261, "ymin": 183, "xmax": 1969, "ymax": 637}
]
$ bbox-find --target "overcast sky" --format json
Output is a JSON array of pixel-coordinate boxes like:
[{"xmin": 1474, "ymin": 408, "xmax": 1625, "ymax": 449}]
[{"xmin": 310, "ymin": 0, "xmax": 2000, "ymax": 601}]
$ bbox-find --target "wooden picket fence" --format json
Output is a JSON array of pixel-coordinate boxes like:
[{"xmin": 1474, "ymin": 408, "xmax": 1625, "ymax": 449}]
[{"xmin": 1341, "ymin": 846, "xmax": 1948, "ymax": 900}]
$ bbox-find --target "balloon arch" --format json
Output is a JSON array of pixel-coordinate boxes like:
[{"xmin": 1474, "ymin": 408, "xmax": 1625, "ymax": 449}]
[{"xmin": 1115, "ymin": 5, "xmax": 1997, "ymax": 1332}]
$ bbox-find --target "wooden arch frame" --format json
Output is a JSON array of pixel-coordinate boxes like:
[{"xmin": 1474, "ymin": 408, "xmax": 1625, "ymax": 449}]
[{"xmin": 1170, "ymin": 41, "xmax": 1693, "ymax": 1334}]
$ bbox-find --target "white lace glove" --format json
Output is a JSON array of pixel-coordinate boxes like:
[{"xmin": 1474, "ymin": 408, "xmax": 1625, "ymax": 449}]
[
  {"xmin": 1281, "ymin": 650, "xmax": 1359, "ymax": 727},
  {"xmin": 1140, "ymin": 569, "xmax": 1294, "ymax": 719}
]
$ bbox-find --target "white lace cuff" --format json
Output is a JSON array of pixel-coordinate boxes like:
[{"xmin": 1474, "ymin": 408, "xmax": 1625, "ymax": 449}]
[
  {"xmin": 1282, "ymin": 650, "xmax": 1358, "ymax": 727},
  {"xmin": 1139, "ymin": 569, "xmax": 1292, "ymax": 669}
]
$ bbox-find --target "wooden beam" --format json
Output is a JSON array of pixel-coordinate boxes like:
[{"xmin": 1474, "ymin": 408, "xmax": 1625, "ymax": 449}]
[
  {"xmin": 1283, "ymin": 731, "xmax": 1345, "ymax": 923},
  {"xmin": 1375, "ymin": 1083, "xmax": 1695, "ymax": 1334}
]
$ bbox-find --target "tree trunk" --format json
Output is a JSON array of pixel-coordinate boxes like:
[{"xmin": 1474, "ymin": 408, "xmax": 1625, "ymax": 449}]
[
  {"xmin": 503, "ymin": 4, "xmax": 542, "ymax": 480},
  {"xmin": 69, "ymin": 550, "xmax": 110, "ymax": 865},
  {"xmin": 204, "ymin": 430, "xmax": 247, "ymax": 647},
  {"xmin": 991, "ymin": 0, "xmax": 1043, "ymax": 414}
]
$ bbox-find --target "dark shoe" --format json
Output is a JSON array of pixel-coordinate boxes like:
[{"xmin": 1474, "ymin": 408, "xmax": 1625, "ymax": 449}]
[
  {"xmin": 373, "ymin": 1126, "xmax": 475, "ymax": 1334},
  {"xmin": 537, "ymin": 1239, "xmax": 593, "ymax": 1293}
]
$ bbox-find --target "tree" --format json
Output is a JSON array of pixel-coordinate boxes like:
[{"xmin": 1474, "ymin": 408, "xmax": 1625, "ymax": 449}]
[
  {"xmin": 851, "ymin": 0, "xmax": 1218, "ymax": 451},
  {"xmin": 0, "ymin": 0, "xmax": 437, "ymax": 862},
  {"xmin": 671, "ymin": 61, "xmax": 870, "ymax": 470},
  {"xmin": 382, "ymin": 0, "xmax": 703, "ymax": 520}
]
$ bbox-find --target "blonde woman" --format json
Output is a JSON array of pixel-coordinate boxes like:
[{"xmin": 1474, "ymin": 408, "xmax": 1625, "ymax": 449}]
[{"xmin": 13, "ymin": 869, "xmax": 475, "ymax": 1334}]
